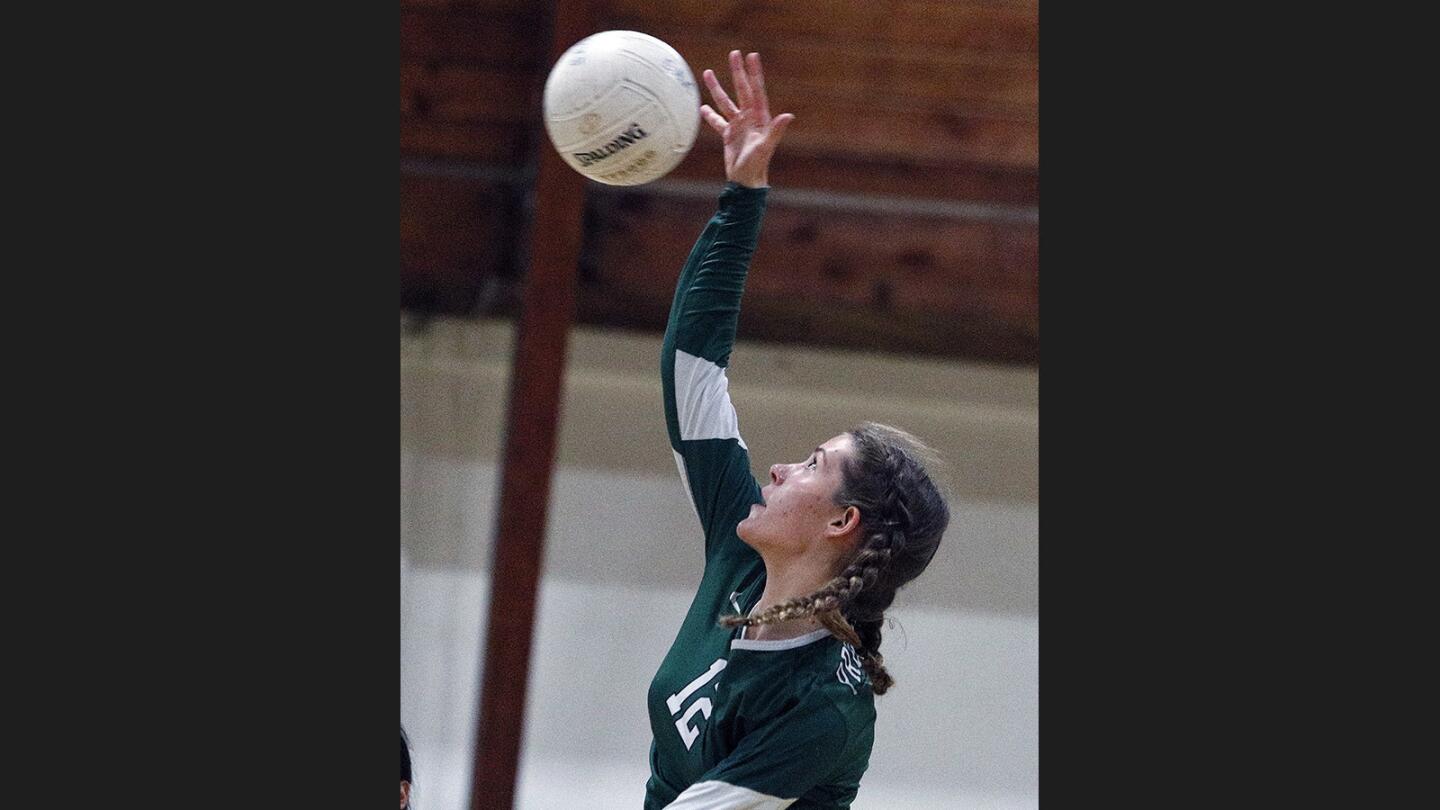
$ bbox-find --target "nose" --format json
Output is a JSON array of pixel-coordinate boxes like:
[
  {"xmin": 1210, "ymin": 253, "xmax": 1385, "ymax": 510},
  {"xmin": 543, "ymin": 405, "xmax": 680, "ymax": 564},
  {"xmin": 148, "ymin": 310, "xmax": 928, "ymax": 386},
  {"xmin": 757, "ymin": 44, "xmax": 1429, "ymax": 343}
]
[{"xmin": 770, "ymin": 464, "xmax": 785, "ymax": 485}]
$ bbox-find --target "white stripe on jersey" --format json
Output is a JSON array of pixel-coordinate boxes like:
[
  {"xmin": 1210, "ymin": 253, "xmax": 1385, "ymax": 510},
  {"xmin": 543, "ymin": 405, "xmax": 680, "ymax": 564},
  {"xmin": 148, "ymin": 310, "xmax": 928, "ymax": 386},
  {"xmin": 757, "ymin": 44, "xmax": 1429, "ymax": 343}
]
[
  {"xmin": 730, "ymin": 627, "xmax": 832, "ymax": 652},
  {"xmin": 663, "ymin": 780, "xmax": 795, "ymax": 809},
  {"xmin": 672, "ymin": 449, "xmax": 700, "ymax": 523},
  {"xmin": 673, "ymin": 349, "xmax": 749, "ymax": 448}
]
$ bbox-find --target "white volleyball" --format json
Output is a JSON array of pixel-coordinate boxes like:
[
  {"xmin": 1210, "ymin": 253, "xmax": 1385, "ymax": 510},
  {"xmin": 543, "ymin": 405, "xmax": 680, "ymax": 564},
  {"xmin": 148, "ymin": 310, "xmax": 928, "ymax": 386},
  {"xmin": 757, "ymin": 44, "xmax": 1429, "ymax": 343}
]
[{"xmin": 542, "ymin": 30, "xmax": 701, "ymax": 186}]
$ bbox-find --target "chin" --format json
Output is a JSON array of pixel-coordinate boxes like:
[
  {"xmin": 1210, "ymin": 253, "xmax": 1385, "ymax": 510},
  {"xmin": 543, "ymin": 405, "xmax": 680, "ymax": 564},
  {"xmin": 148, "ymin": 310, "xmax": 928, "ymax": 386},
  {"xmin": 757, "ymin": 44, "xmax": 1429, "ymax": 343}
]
[
  {"xmin": 736, "ymin": 519, "xmax": 757, "ymax": 548},
  {"xmin": 735, "ymin": 516, "xmax": 766, "ymax": 550}
]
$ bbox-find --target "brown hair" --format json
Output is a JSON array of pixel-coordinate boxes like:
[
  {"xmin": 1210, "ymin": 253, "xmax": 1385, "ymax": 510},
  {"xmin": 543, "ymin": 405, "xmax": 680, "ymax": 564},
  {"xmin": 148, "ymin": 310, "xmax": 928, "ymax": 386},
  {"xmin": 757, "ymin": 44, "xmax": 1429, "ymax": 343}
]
[{"xmin": 721, "ymin": 423, "xmax": 950, "ymax": 694}]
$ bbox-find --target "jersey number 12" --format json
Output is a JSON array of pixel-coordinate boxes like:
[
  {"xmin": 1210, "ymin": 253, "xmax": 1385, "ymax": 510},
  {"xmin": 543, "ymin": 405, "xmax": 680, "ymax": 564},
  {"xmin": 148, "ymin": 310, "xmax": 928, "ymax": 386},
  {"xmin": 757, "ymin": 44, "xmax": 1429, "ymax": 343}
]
[{"xmin": 666, "ymin": 658, "xmax": 727, "ymax": 750}]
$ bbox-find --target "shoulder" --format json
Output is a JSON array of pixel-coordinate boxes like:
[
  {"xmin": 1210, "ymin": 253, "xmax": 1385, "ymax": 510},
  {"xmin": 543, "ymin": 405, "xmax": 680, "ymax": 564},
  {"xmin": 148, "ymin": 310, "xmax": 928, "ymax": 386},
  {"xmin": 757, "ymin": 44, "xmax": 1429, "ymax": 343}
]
[
  {"xmin": 744, "ymin": 663, "xmax": 874, "ymax": 770},
  {"xmin": 789, "ymin": 643, "xmax": 877, "ymax": 733}
]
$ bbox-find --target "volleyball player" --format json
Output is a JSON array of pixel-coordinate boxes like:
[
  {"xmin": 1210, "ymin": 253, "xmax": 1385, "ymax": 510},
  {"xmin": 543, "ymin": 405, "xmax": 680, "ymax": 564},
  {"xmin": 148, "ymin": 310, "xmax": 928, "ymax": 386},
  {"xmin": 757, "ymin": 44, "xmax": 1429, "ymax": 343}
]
[{"xmin": 646, "ymin": 50, "xmax": 951, "ymax": 809}]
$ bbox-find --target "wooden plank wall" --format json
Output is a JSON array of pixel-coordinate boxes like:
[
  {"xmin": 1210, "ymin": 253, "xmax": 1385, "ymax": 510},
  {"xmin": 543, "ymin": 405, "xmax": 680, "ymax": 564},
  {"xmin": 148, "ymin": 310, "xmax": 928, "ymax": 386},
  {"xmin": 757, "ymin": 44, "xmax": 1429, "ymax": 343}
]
[
  {"xmin": 400, "ymin": 0, "xmax": 546, "ymax": 316},
  {"xmin": 401, "ymin": 0, "xmax": 1039, "ymax": 365}
]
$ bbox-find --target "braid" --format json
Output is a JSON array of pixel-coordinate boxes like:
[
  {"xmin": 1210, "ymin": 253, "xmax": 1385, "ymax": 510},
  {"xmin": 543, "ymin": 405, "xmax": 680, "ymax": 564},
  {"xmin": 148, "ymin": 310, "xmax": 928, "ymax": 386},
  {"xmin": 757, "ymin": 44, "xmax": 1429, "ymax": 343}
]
[
  {"xmin": 840, "ymin": 522, "xmax": 904, "ymax": 694},
  {"xmin": 718, "ymin": 585, "xmax": 836, "ymax": 628},
  {"xmin": 852, "ymin": 616, "xmax": 893, "ymax": 694},
  {"xmin": 718, "ymin": 533, "xmax": 893, "ymax": 627}
]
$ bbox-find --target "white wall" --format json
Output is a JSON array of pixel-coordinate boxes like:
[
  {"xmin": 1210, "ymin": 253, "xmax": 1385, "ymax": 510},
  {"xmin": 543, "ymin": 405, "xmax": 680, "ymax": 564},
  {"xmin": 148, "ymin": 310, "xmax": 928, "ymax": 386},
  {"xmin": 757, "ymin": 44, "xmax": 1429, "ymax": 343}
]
[{"xmin": 401, "ymin": 317, "xmax": 1038, "ymax": 809}]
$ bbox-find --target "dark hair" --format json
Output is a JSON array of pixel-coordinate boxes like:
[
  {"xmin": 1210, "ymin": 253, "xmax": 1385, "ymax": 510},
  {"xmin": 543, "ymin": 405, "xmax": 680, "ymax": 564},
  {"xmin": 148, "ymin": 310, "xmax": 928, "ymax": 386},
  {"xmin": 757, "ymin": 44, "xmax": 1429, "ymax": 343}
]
[
  {"xmin": 721, "ymin": 423, "xmax": 950, "ymax": 694},
  {"xmin": 401, "ymin": 725, "xmax": 414, "ymax": 808}
]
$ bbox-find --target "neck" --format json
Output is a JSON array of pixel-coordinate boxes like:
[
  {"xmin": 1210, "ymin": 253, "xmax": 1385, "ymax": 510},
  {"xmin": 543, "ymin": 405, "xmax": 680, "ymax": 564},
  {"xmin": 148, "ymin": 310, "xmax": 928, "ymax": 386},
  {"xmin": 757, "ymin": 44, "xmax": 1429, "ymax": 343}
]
[{"xmin": 746, "ymin": 550, "xmax": 837, "ymax": 642}]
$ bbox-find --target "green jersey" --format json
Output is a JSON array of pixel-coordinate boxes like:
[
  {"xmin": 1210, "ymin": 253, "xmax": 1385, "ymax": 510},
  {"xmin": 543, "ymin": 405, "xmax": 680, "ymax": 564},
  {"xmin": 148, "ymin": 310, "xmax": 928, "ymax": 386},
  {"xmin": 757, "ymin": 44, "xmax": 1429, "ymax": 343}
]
[{"xmin": 646, "ymin": 183, "xmax": 877, "ymax": 809}]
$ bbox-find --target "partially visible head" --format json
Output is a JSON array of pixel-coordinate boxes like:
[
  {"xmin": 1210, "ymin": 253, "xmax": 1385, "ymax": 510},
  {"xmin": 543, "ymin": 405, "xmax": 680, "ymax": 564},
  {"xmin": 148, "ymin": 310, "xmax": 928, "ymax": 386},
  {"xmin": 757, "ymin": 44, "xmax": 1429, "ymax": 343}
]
[
  {"xmin": 400, "ymin": 726, "xmax": 413, "ymax": 809},
  {"xmin": 724, "ymin": 423, "xmax": 951, "ymax": 694}
]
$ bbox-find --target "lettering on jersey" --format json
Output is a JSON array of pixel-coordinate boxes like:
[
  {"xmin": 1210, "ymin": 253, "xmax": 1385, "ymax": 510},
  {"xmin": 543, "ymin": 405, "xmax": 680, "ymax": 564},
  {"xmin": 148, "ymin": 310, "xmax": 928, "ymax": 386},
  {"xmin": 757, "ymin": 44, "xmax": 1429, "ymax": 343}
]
[
  {"xmin": 837, "ymin": 643, "xmax": 865, "ymax": 695},
  {"xmin": 667, "ymin": 657, "xmax": 727, "ymax": 750}
]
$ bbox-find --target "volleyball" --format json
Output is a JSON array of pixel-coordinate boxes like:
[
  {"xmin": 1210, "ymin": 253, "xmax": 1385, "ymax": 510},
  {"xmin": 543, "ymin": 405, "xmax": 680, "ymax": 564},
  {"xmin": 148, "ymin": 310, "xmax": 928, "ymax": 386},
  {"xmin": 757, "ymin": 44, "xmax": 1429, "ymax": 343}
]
[{"xmin": 542, "ymin": 31, "xmax": 701, "ymax": 186}]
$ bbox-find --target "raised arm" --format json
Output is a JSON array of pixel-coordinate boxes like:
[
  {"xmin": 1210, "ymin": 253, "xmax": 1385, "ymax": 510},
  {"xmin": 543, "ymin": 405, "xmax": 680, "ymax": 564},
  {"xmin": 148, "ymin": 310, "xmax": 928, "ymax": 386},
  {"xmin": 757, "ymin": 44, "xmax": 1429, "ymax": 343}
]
[{"xmin": 661, "ymin": 51, "xmax": 794, "ymax": 559}]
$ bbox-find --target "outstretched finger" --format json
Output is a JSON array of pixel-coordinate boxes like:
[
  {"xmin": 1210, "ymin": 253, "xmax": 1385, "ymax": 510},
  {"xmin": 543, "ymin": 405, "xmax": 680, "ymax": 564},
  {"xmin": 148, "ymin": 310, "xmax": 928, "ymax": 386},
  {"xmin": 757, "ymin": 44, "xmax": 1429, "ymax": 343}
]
[
  {"xmin": 699, "ymin": 104, "xmax": 728, "ymax": 135},
  {"xmin": 728, "ymin": 49, "xmax": 754, "ymax": 113},
  {"xmin": 702, "ymin": 69, "xmax": 739, "ymax": 118},
  {"xmin": 746, "ymin": 52, "xmax": 770, "ymax": 123}
]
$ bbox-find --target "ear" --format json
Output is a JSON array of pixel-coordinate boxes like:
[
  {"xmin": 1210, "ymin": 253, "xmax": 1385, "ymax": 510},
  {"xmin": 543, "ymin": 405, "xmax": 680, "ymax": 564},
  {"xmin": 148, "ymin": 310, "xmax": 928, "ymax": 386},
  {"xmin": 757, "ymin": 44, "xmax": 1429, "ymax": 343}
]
[
  {"xmin": 825, "ymin": 505, "xmax": 862, "ymax": 543},
  {"xmin": 401, "ymin": 781, "xmax": 411, "ymax": 809}
]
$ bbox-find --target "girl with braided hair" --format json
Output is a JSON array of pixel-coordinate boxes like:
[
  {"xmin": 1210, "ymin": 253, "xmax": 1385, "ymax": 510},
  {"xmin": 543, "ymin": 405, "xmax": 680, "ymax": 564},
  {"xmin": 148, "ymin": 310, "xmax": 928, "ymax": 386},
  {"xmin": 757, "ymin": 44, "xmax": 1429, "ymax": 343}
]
[{"xmin": 646, "ymin": 50, "xmax": 950, "ymax": 810}]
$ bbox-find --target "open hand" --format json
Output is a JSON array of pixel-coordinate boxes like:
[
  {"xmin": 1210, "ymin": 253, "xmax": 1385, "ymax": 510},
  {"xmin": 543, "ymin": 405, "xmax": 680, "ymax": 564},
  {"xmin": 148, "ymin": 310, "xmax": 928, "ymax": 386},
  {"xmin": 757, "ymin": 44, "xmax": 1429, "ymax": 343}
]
[{"xmin": 700, "ymin": 51, "xmax": 795, "ymax": 189}]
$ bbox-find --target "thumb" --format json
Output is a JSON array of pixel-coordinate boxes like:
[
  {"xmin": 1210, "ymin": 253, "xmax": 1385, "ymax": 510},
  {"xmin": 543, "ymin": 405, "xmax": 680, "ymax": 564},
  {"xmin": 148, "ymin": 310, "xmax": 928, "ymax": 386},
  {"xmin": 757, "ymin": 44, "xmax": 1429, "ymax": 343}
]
[{"xmin": 767, "ymin": 113, "xmax": 795, "ymax": 145}]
